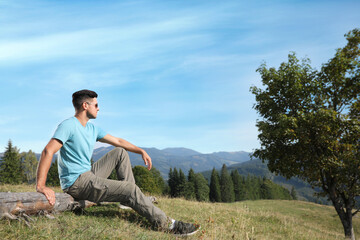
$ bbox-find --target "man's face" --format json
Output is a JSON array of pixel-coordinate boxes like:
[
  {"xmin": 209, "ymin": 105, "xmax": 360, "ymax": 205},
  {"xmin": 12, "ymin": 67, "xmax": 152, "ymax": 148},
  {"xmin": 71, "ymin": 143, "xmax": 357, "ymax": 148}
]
[{"xmin": 85, "ymin": 98, "xmax": 99, "ymax": 119}]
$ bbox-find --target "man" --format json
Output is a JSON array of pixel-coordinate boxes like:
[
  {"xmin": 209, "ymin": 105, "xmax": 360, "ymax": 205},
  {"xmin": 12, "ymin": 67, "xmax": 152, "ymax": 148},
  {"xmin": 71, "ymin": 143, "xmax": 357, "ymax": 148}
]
[{"xmin": 36, "ymin": 89, "xmax": 200, "ymax": 236}]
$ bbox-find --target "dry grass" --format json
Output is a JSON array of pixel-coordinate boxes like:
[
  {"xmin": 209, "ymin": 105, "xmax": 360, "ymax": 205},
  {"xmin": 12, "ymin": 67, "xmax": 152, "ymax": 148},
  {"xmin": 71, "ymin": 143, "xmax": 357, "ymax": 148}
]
[{"xmin": 1, "ymin": 184, "xmax": 359, "ymax": 239}]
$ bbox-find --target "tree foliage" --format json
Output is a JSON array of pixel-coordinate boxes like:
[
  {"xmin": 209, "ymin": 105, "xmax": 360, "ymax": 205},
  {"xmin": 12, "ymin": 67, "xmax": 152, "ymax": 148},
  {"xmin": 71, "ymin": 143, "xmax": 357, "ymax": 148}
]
[
  {"xmin": 251, "ymin": 29, "xmax": 360, "ymax": 239},
  {"xmin": 21, "ymin": 150, "xmax": 38, "ymax": 184},
  {"xmin": 260, "ymin": 178, "xmax": 292, "ymax": 200},
  {"xmin": 193, "ymin": 173, "xmax": 210, "ymax": 202},
  {"xmin": 47, "ymin": 158, "xmax": 60, "ymax": 186},
  {"xmin": 290, "ymin": 186, "xmax": 297, "ymax": 200},
  {"xmin": 150, "ymin": 167, "xmax": 166, "ymax": 194},
  {"xmin": 0, "ymin": 140, "xmax": 24, "ymax": 184},
  {"xmin": 133, "ymin": 166, "xmax": 157, "ymax": 194},
  {"xmin": 132, "ymin": 166, "xmax": 165, "ymax": 195},
  {"xmin": 184, "ymin": 168, "xmax": 196, "ymax": 200},
  {"xmin": 231, "ymin": 170, "xmax": 242, "ymax": 201},
  {"xmin": 220, "ymin": 164, "xmax": 235, "ymax": 203},
  {"xmin": 209, "ymin": 168, "xmax": 221, "ymax": 202}
]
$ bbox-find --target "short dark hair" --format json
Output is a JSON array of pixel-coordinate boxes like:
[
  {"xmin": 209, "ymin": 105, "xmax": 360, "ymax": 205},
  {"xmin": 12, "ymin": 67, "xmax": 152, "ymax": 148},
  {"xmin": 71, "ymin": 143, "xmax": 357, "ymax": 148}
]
[{"xmin": 72, "ymin": 89, "xmax": 98, "ymax": 110}]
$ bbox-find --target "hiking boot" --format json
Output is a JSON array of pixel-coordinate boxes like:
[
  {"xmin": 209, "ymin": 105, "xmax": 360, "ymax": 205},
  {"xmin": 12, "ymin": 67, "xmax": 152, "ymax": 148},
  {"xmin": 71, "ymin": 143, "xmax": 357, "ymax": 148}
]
[{"xmin": 169, "ymin": 220, "xmax": 200, "ymax": 237}]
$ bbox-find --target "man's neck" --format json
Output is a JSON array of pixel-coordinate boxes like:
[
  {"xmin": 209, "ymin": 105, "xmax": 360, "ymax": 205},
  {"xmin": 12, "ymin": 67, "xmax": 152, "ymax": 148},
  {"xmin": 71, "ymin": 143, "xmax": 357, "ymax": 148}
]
[{"xmin": 74, "ymin": 112, "xmax": 89, "ymax": 127}]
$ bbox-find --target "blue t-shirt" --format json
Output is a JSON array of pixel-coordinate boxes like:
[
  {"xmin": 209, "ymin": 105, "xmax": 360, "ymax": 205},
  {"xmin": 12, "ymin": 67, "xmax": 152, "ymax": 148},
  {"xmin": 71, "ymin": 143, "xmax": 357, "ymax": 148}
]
[{"xmin": 52, "ymin": 117, "xmax": 107, "ymax": 189}]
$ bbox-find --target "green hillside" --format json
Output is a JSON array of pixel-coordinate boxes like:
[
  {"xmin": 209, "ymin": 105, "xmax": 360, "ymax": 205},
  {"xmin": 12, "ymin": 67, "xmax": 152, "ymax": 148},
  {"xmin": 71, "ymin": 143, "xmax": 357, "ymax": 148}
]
[{"xmin": 1, "ymin": 184, "xmax": 359, "ymax": 239}]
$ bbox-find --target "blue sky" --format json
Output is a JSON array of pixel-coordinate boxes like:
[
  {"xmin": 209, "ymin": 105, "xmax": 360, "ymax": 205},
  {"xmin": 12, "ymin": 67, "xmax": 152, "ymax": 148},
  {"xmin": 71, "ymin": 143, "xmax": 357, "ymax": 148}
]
[{"xmin": 0, "ymin": 0, "xmax": 359, "ymax": 154}]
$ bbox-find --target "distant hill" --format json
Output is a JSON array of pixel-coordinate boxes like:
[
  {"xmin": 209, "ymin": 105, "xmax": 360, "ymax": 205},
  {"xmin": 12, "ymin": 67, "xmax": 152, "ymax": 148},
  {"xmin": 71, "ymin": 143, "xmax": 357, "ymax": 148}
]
[
  {"xmin": 92, "ymin": 146, "xmax": 251, "ymax": 179},
  {"xmin": 161, "ymin": 147, "xmax": 201, "ymax": 156}
]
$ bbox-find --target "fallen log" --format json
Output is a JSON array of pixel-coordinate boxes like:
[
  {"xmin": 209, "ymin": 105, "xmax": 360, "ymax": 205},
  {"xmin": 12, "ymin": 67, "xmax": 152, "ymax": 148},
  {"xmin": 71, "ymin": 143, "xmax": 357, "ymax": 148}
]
[{"xmin": 0, "ymin": 192, "xmax": 95, "ymax": 219}]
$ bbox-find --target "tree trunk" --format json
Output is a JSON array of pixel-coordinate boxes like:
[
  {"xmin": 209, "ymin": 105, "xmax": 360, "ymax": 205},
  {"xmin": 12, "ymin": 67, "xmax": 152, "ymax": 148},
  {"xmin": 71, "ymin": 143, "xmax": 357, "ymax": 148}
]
[
  {"xmin": 342, "ymin": 209, "xmax": 355, "ymax": 240},
  {"xmin": 341, "ymin": 217, "xmax": 355, "ymax": 240},
  {"xmin": 329, "ymin": 194, "xmax": 356, "ymax": 240},
  {"xmin": 0, "ymin": 192, "xmax": 95, "ymax": 217}
]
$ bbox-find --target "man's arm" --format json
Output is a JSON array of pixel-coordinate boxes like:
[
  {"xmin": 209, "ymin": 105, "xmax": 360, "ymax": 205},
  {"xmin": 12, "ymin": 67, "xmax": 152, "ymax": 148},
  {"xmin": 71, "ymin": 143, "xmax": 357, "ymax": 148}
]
[
  {"xmin": 36, "ymin": 138, "xmax": 63, "ymax": 205},
  {"xmin": 99, "ymin": 134, "xmax": 152, "ymax": 170}
]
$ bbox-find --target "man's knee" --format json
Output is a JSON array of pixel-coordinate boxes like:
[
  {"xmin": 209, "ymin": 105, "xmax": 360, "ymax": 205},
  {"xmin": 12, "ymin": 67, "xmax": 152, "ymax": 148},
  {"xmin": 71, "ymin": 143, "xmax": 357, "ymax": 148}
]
[{"xmin": 113, "ymin": 147, "xmax": 128, "ymax": 158}]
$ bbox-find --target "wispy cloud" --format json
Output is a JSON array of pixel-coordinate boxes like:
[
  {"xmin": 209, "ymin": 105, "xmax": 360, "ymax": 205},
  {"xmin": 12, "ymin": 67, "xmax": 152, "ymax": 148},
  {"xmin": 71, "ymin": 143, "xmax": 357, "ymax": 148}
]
[
  {"xmin": 1, "ymin": 0, "xmax": 359, "ymax": 153},
  {"xmin": 0, "ymin": 13, "xmax": 212, "ymax": 64}
]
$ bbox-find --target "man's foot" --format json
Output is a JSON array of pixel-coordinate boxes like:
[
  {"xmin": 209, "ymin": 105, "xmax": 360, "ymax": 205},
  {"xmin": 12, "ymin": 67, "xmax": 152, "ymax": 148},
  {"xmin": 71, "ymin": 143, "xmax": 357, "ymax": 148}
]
[{"xmin": 169, "ymin": 220, "xmax": 200, "ymax": 237}]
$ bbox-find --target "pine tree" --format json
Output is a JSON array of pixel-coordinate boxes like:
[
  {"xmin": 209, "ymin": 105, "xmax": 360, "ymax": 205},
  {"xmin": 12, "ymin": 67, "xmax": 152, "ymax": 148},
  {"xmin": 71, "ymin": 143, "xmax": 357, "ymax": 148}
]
[
  {"xmin": 0, "ymin": 140, "xmax": 23, "ymax": 184},
  {"xmin": 168, "ymin": 168, "xmax": 181, "ymax": 197},
  {"xmin": 194, "ymin": 173, "xmax": 209, "ymax": 202},
  {"xmin": 220, "ymin": 164, "xmax": 235, "ymax": 203},
  {"xmin": 290, "ymin": 186, "xmax": 298, "ymax": 200},
  {"xmin": 177, "ymin": 169, "xmax": 187, "ymax": 197},
  {"xmin": 168, "ymin": 168, "xmax": 175, "ymax": 197},
  {"xmin": 231, "ymin": 170, "xmax": 242, "ymax": 201},
  {"xmin": 184, "ymin": 168, "xmax": 196, "ymax": 200},
  {"xmin": 21, "ymin": 150, "xmax": 38, "ymax": 184},
  {"xmin": 240, "ymin": 175, "xmax": 247, "ymax": 200},
  {"xmin": 260, "ymin": 177, "xmax": 272, "ymax": 199},
  {"xmin": 244, "ymin": 174, "xmax": 253, "ymax": 200},
  {"xmin": 209, "ymin": 168, "xmax": 221, "ymax": 202},
  {"xmin": 47, "ymin": 158, "xmax": 60, "ymax": 186},
  {"xmin": 188, "ymin": 168, "xmax": 196, "ymax": 183}
]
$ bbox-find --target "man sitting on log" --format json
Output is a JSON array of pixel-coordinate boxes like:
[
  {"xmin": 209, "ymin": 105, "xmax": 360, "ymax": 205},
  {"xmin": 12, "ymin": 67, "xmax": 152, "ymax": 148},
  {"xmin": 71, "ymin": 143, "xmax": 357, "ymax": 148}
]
[{"xmin": 36, "ymin": 89, "xmax": 200, "ymax": 237}]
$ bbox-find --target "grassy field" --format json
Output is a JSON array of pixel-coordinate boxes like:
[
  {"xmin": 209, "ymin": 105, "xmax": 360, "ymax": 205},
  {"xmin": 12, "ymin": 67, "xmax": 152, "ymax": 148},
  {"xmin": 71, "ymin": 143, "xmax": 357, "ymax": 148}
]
[{"xmin": 1, "ymin": 184, "xmax": 359, "ymax": 240}]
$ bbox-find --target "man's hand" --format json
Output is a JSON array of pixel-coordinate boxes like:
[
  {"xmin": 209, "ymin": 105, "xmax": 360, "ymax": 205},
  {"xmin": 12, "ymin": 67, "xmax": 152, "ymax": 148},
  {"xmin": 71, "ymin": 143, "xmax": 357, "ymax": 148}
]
[
  {"xmin": 142, "ymin": 151, "xmax": 152, "ymax": 170},
  {"xmin": 36, "ymin": 185, "xmax": 56, "ymax": 206}
]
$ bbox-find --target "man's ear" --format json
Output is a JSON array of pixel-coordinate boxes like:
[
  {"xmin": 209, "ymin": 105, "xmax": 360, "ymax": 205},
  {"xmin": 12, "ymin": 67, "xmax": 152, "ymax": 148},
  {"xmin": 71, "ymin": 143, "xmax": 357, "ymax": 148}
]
[{"xmin": 82, "ymin": 101, "xmax": 88, "ymax": 110}]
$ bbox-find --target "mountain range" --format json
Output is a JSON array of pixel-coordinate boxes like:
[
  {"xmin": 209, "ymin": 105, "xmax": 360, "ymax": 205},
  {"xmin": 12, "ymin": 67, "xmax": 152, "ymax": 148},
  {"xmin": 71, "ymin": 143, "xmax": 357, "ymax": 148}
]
[{"xmin": 92, "ymin": 146, "xmax": 251, "ymax": 179}]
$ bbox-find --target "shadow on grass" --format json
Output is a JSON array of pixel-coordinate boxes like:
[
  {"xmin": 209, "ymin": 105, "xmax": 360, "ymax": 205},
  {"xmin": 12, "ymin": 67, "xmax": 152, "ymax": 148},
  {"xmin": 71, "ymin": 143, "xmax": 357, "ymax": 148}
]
[{"xmin": 73, "ymin": 204, "xmax": 154, "ymax": 230}]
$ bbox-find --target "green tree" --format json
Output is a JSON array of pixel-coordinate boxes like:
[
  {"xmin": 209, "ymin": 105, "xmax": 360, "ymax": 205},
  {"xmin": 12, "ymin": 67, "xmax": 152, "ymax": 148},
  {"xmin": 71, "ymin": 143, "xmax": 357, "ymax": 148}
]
[
  {"xmin": 133, "ymin": 166, "xmax": 159, "ymax": 194},
  {"xmin": 220, "ymin": 164, "xmax": 235, "ymax": 203},
  {"xmin": 168, "ymin": 168, "xmax": 187, "ymax": 198},
  {"xmin": 251, "ymin": 29, "xmax": 360, "ymax": 239},
  {"xmin": 209, "ymin": 168, "xmax": 221, "ymax": 202},
  {"xmin": 231, "ymin": 170, "xmax": 242, "ymax": 201},
  {"xmin": 168, "ymin": 168, "xmax": 176, "ymax": 197},
  {"xmin": 150, "ymin": 167, "xmax": 166, "ymax": 195},
  {"xmin": 259, "ymin": 177, "xmax": 272, "ymax": 199},
  {"xmin": 290, "ymin": 186, "xmax": 298, "ymax": 200},
  {"xmin": 184, "ymin": 168, "xmax": 196, "ymax": 200},
  {"xmin": 177, "ymin": 169, "xmax": 187, "ymax": 197},
  {"xmin": 21, "ymin": 150, "xmax": 38, "ymax": 184},
  {"xmin": 47, "ymin": 158, "xmax": 60, "ymax": 186},
  {"xmin": 244, "ymin": 175, "xmax": 261, "ymax": 200},
  {"xmin": 0, "ymin": 140, "xmax": 23, "ymax": 184},
  {"xmin": 260, "ymin": 178, "xmax": 292, "ymax": 200},
  {"xmin": 194, "ymin": 173, "xmax": 209, "ymax": 202}
]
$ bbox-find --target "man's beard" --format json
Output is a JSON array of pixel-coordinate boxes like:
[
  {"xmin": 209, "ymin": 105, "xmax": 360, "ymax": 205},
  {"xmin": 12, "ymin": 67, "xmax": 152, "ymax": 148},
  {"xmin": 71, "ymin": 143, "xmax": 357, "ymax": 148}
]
[{"xmin": 86, "ymin": 112, "xmax": 97, "ymax": 119}]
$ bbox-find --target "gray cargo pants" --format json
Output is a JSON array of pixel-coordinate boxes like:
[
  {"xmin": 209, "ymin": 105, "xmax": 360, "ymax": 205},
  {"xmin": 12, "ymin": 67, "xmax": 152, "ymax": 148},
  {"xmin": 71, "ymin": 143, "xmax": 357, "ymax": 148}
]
[{"xmin": 63, "ymin": 147, "xmax": 168, "ymax": 228}]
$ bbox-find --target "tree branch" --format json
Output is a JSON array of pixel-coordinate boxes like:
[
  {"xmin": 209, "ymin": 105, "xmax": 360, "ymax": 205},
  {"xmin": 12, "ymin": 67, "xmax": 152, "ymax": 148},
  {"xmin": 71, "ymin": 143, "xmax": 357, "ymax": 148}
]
[
  {"xmin": 320, "ymin": 169, "xmax": 329, "ymax": 194},
  {"xmin": 352, "ymin": 208, "xmax": 360, "ymax": 217}
]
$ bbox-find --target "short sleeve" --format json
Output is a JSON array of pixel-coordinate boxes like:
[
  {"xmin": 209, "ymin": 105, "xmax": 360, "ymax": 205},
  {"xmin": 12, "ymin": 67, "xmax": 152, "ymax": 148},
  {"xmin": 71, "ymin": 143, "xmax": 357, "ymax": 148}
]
[
  {"xmin": 53, "ymin": 121, "xmax": 73, "ymax": 144},
  {"xmin": 96, "ymin": 126, "xmax": 107, "ymax": 141}
]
